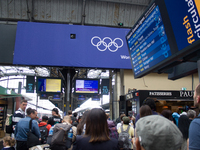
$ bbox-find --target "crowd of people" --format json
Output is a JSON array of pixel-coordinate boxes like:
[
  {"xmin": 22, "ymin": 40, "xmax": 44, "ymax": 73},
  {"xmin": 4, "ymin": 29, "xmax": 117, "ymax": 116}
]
[{"xmin": 2, "ymin": 83, "xmax": 200, "ymax": 150}]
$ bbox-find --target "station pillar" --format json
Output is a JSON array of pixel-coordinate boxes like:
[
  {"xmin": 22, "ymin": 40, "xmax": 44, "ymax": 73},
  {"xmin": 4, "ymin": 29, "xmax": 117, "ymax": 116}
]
[{"xmin": 198, "ymin": 59, "xmax": 200, "ymax": 82}]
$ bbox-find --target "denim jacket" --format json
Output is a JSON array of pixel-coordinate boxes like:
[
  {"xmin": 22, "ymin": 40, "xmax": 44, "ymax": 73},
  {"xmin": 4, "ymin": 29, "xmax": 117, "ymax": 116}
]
[{"xmin": 15, "ymin": 116, "xmax": 41, "ymax": 141}]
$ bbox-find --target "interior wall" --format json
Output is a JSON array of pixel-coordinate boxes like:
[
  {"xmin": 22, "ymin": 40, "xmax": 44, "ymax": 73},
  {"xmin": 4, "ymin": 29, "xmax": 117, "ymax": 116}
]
[{"xmin": 124, "ymin": 69, "xmax": 199, "ymax": 92}]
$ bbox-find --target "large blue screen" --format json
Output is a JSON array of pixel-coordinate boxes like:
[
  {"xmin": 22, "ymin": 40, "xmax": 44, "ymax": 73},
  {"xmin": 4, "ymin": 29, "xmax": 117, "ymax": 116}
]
[
  {"xmin": 13, "ymin": 22, "xmax": 131, "ymax": 69},
  {"xmin": 126, "ymin": 4, "xmax": 171, "ymax": 77}
]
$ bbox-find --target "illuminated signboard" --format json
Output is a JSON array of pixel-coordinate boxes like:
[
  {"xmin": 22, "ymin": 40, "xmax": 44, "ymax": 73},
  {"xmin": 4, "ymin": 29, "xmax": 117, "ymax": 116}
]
[
  {"xmin": 126, "ymin": 0, "xmax": 200, "ymax": 78},
  {"xmin": 37, "ymin": 77, "xmax": 62, "ymax": 93},
  {"xmin": 164, "ymin": 0, "xmax": 200, "ymax": 51},
  {"xmin": 74, "ymin": 78, "xmax": 100, "ymax": 95},
  {"xmin": 126, "ymin": 3, "xmax": 171, "ymax": 78}
]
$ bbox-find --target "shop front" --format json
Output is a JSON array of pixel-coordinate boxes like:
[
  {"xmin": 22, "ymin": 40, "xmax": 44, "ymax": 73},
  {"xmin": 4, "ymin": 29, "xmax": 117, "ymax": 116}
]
[
  {"xmin": 120, "ymin": 90, "xmax": 194, "ymax": 116},
  {"xmin": 0, "ymin": 86, "xmax": 22, "ymax": 138}
]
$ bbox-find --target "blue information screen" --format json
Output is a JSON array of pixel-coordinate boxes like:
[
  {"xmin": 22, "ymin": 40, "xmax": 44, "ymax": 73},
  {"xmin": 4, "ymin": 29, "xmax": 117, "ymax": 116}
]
[
  {"xmin": 126, "ymin": 4, "xmax": 171, "ymax": 78},
  {"xmin": 75, "ymin": 79, "xmax": 99, "ymax": 94}
]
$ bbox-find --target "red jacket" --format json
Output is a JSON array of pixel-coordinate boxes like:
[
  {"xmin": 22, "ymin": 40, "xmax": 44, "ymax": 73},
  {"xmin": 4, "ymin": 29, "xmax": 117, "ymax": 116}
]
[{"xmin": 38, "ymin": 122, "xmax": 51, "ymax": 133}]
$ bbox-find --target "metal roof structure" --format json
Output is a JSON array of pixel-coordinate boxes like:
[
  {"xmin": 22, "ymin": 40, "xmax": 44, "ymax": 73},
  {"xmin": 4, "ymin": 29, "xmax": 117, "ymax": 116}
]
[
  {"xmin": 0, "ymin": 0, "xmax": 153, "ymax": 79},
  {"xmin": 0, "ymin": 66, "xmax": 50, "ymax": 77},
  {"xmin": 0, "ymin": 0, "xmax": 152, "ymax": 28}
]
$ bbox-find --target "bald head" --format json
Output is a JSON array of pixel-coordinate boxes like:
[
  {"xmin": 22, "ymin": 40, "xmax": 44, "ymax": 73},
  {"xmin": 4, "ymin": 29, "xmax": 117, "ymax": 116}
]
[{"xmin": 194, "ymin": 83, "xmax": 200, "ymax": 108}]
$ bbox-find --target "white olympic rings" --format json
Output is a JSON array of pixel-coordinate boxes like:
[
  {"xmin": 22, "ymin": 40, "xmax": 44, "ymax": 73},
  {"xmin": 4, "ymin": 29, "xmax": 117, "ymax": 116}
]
[{"xmin": 91, "ymin": 36, "xmax": 124, "ymax": 52}]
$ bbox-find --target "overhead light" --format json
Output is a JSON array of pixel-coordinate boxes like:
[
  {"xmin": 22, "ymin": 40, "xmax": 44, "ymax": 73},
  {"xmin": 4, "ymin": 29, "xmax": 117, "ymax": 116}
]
[{"xmin": 118, "ymin": 22, "xmax": 123, "ymax": 26}]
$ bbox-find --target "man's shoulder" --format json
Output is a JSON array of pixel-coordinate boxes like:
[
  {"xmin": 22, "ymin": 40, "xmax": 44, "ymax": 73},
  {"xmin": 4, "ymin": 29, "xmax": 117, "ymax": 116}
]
[
  {"xmin": 190, "ymin": 118, "xmax": 200, "ymax": 126},
  {"xmin": 32, "ymin": 119, "xmax": 38, "ymax": 124},
  {"xmin": 14, "ymin": 108, "xmax": 23, "ymax": 115},
  {"xmin": 52, "ymin": 116, "xmax": 61, "ymax": 119},
  {"xmin": 17, "ymin": 117, "xmax": 27, "ymax": 123}
]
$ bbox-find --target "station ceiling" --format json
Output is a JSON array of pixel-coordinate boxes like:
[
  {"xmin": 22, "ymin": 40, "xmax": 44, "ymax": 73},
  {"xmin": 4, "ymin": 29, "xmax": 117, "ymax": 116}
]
[
  {"xmin": 0, "ymin": 0, "xmax": 153, "ymax": 79},
  {"xmin": 0, "ymin": 0, "xmax": 152, "ymax": 28}
]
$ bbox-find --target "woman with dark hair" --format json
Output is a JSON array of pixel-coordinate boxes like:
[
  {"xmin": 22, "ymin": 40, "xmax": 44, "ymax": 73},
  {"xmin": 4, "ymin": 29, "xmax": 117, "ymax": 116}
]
[
  {"xmin": 73, "ymin": 108, "xmax": 119, "ymax": 150},
  {"xmin": 178, "ymin": 115, "xmax": 190, "ymax": 150},
  {"xmin": 76, "ymin": 110, "xmax": 90, "ymax": 135},
  {"xmin": 77, "ymin": 116, "xmax": 82, "ymax": 123},
  {"xmin": 161, "ymin": 109, "xmax": 173, "ymax": 121},
  {"xmin": 139, "ymin": 105, "xmax": 152, "ymax": 118}
]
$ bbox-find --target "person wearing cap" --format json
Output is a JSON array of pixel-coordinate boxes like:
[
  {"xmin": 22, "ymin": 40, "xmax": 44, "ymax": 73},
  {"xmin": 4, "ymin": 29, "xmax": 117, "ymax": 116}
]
[
  {"xmin": 118, "ymin": 116, "xmax": 134, "ymax": 150},
  {"xmin": 135, "ymin": 115, "xmax": 183, "ymax": 150},
  {"xmin": 38, "ymin": 116, "xmax": 51, "ymax": 133},
  {"xmin": 189, "ymin": 83, "xmax": 200, "ymax": 150},
  {"xmin": 48, "ymin": 108, "xmax": 62, "ymax": 126},
  {"xmin": 116, "ymin": 112, "xmax": 125, "ymax": 124}
]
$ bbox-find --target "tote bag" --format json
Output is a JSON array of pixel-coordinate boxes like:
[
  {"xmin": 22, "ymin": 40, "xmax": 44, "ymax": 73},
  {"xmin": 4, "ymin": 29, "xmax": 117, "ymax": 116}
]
[{"xmin": 27, "ymin": 119, "xmax": 40, "ymax": 148}]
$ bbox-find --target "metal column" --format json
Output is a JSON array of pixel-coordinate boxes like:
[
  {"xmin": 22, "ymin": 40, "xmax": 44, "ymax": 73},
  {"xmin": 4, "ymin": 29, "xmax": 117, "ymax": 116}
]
[
  {"xmin": 66, "ymin": 69, "xmax": 71, "ymax": 112},
  {"xmin": 113, "ymin": 71, "xmax": 117, "ymax": 120},
  {"xmin": 109, "ymin": 70, "xmax": 113, "ymax": 120},
  {"xmin": 198, "ymin": 59, "xmax": 200, "ymax": 82}
]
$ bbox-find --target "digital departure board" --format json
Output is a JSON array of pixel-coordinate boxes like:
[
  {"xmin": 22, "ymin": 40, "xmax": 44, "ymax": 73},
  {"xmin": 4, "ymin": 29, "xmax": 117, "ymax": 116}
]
[
  {"xmin": 126, "ymin": 0, "xmax": 200, "ymax": 79},
  {"xmin": 37, "ymin": 77, "xmax": 62, "ymax": 93},
  {"xmin": 126, "ymin": 3, "xmax": 171, "ymax": 78},
  {"xmin": 74, "ymin": 78, "xmax": 100, "ymax": 95}
]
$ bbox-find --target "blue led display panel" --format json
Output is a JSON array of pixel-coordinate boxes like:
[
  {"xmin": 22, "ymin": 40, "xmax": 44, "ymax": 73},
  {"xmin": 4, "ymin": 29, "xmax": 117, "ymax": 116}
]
[
  {"xmin": 75, "ymin": 79, "xmax": 100, "ymax": 95},
  {"xmin": 126, "ymin": 3, "xmax": 171, "ymax": 78}
]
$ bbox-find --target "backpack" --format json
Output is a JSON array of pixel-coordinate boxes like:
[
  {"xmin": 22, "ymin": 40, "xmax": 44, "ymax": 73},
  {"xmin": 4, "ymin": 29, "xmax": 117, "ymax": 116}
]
[
  {"xmin": 118, "ymin": 125, "xmax": 131, "ymax": 149},
  {"xmin": 46, "ymin": 125, "xmax": 55, "ymax": 145},
  {"xmin": 5, "ymin": 114, "xmax": 13, "ymax": 133},
  {"xmin": 51, "ymin": 123, "xmax": 73, "ymax": 148},
  {"xmin": 39, "ymin": 125, "xmax": 48, "ymax": 144},
  {"xmin": 71, "ymin": 116, "xmax": 78, "ymax": 127},
  {"xmin": 108, "ymin": 125, "xmax": 118, "ymax": 139}
]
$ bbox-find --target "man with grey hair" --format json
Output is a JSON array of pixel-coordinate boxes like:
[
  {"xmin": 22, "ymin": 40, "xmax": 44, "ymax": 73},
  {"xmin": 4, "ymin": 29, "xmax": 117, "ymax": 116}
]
[
  {"xmin": 187, "ymin": 109, "xmax": 196, "ymax": 122},
  {"xmin": 135, "ymin": 115, "xmax": 183, "ymax": 150},
  {"xmin": 189, "ymin": 83, "xmax": 200, "ymax": 149}
]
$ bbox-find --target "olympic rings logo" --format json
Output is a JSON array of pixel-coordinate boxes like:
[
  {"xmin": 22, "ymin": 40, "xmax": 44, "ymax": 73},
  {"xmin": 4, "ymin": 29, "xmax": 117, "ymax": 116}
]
[{"xmin": 91, "ymin": 36, "xmax": 124, "ymax": 52}]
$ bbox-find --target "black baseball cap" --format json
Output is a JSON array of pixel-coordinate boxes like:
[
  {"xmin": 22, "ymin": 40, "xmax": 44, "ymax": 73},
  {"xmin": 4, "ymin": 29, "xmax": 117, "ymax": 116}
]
[
  {"xmin": 52, "ymin": 108, "xmax": 58, "ymax": 114},
  {"xmin": 42, "ymin": 116, "xmax": 48, "ymax": 121}
]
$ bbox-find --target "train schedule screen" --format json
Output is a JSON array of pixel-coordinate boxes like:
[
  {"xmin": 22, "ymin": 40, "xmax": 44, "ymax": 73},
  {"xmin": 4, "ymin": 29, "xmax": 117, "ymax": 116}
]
[{"xmin": 126, "ymin": 3, "xmax": 171, "ymax": 78}]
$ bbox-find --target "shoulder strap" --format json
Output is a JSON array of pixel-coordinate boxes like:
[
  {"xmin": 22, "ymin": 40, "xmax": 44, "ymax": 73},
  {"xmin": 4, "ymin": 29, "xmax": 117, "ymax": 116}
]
[
  {"xmin": 29, "ymin": 119, "xmax": 33, "ymax": 132},
  {"xmin": 126, "ymin": 125, "xmax": 130, "ymax": 132},
  {"xmin": 121, "ymin": 125, "xmax": 124, "ymax": 132}
]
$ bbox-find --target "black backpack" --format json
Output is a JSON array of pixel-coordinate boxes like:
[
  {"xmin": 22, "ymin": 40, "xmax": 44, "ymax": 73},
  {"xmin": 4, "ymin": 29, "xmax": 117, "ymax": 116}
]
[{"xmin": 39, "ymin": 125, "xmax": 48, "ymax": 144}]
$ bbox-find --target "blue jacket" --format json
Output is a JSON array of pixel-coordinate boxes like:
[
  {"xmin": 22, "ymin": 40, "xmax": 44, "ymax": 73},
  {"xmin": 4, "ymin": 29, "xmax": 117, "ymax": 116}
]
[
  {"xmin": 15, "ymin": 116, "xmax": 41, "ymax": 141},
  {"xmin": 172, "ymin": 112, "xmax": 180, "ymax": 127}
]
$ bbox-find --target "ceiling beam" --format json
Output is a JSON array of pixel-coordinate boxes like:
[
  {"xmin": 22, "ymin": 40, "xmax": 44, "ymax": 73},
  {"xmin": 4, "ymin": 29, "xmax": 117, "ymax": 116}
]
[{"xmin": 93, "ymin": 0, "xmax": 150, "ymax": 6}]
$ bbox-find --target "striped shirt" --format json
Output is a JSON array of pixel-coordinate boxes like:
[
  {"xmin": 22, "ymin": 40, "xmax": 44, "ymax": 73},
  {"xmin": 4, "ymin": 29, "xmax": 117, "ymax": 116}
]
[{"xmin": 12, "ymin": 108, "xmax": 25, "ymax": 131}]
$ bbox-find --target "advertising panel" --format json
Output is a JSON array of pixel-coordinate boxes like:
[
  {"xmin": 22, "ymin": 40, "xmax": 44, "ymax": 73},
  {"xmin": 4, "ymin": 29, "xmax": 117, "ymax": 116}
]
[
  {"xmin": 13, "ymin": 22, "xmax": 131, "ymax": 69},
  {"xmin": 164, "ymin": 0, "xmax": 200, "ymax": 51},
  {"xmin": 26, "ymin": 76, "xmax": 35, "ymax": 93}
]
